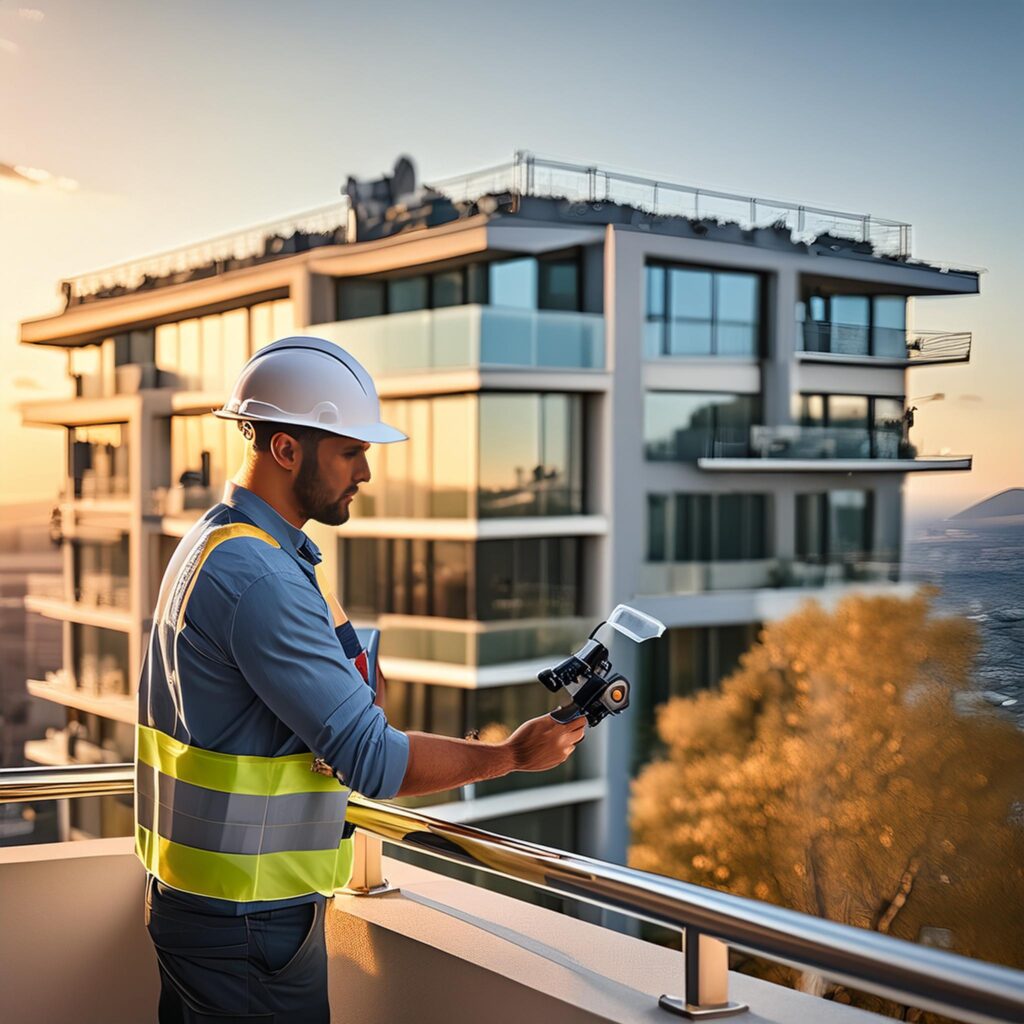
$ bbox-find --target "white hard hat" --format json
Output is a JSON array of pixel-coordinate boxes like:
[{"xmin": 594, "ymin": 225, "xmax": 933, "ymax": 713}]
[{"xmin": 214, "ymin": 336, "xmax": 406, "ymax": 444}]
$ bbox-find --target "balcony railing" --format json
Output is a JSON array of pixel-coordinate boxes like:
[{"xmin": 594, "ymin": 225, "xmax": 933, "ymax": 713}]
[
  {"xmin": 2, "ymin": 764, "xmax": 1023, "ymax": 1023},
  {"xmin": 637, "ymin": 557, "xmax": 899, "ymax": 595},
  {"xmin": 799, "ymin": 321, "xmax": 972, "ymax": 364},
  {"xmin": 61, "ymin": 201, "xmax": 350, "ymax": 307},
  {"xmin": 311, "ymin": 305, "xmax": 605, "ymax": 376},
  {"xmin": 649, "ymin": 426, "xmax": 970, "ymax": 468},
  {"xmin": 429, "ymin": 152, "xmax": 914, "ymax": 258}
]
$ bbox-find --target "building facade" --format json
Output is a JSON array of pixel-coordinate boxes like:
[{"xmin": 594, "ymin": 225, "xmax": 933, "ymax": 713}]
[{"xmin": 18, "ymin": 155, "xmax": 976, "ymax": 857}]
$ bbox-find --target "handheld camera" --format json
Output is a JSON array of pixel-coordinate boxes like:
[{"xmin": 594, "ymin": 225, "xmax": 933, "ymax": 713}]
[{"xmin": 539, "ymin": 605, "xmax": 666, "ymax": 727}]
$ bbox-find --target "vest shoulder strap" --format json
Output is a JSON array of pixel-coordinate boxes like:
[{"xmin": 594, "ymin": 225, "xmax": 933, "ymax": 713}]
[{"xmin": 170, "ymin": 522, "xmax": 280, "ymax": 632}]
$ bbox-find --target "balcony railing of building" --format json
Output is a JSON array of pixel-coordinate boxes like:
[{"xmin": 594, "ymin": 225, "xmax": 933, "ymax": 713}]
[
  {"xmin": 799, "ymin": 321, "xmax": 972, "ymax": 364},
  {"xmin": 312, "ymin": 305, "xmax": 605, "ymax": 376},
  {"xmin": 60, "ymin": 201, "xmax": 350, "ymax": 308},
  {"xmin": 655, "ymin": 426, "xmax": 971, "ymax": 469},
  {"xmin": 2, "ymin": 764, "xmax": 1022, "ymax": 1023},
  {"xmin": 429, "ymin": 152, "xmax": 914, "ymax": 258},
  {"xmin": 638, "ymin": 557, "xmax": 899, "ymax": 596}
]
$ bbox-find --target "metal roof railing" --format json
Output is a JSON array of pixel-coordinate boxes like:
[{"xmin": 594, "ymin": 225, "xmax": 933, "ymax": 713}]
[
  {"xmin": 61, "ymin": 200, "xmax": 350, "ymax": 306},
  {"xmin": 2, "ymin": 764, "xmax": 1023, "ymax": 1023},
  {"xmin": 428, "ymin": 151, "xmax": 914, "ymax": 258}
]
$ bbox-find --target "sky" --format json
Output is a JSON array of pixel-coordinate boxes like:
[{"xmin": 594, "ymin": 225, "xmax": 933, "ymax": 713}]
[{"xmin": 1, "ymin": 0, "xmax": 1022, "ymax": 519}]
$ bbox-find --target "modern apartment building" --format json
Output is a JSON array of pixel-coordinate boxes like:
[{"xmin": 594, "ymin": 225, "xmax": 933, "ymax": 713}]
[{"xmin": 18, "ymin": 153, "xmax": 976, "ymax": 859}]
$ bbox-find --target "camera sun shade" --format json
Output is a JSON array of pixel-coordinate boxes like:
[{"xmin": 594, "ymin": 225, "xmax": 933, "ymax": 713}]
[{"xmin": 539, "ymin": 604, "xmax": 666, "ymax": 728}]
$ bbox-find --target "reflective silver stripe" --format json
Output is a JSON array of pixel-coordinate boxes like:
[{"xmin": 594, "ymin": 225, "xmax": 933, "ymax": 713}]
[{"xmin": 137, "ymin": 769, "xmax": 348, "ymax": 855}]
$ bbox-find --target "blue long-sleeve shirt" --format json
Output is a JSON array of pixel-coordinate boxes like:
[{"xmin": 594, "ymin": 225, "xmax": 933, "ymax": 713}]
[{"xmin": 137, "ymin": 482, "xmax": 409, "ymax": 914}]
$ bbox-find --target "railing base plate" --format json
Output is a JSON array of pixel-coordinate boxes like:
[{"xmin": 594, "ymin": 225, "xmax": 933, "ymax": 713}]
[
  {"xmin": 337, "ymin": 880, "xmax": 400, "ymax": 897},
  {"xmin": 659, "ymin": 995, "xmax": 748, "ymax": 1019}
]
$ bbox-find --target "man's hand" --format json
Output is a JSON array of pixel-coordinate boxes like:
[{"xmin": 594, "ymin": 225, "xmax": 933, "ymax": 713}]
[{"xmin": 505, "ymin": 713, "xmax": 586, "ymax": 772}]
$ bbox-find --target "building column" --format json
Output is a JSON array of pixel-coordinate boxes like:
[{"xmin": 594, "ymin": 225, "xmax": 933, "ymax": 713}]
[{"xmin": 763, "ymin": 266, "xmax": 799, "ymax": 426}]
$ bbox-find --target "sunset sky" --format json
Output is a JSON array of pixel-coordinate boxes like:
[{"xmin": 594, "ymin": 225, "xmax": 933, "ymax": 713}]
[{"xmin": 2, "ymin": 0, "xmax": 1021, "ymax": 518}]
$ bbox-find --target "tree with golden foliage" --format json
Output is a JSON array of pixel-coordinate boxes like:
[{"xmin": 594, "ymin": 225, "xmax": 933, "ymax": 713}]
[{"xmin": 630, "ymin": 593, "xmax": 1024, "ymax": 1015}]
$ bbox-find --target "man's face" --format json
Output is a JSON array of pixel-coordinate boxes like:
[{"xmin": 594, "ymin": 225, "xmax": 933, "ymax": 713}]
[{"xmin": 293, "ymin": 433, "xmax": 371, "ymax": 526}]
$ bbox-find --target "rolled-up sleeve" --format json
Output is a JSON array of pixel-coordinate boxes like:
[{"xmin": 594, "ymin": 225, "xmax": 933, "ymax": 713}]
[{"xmin": 228, "ymin": 573, "xmax": 409, "ymax": 799}]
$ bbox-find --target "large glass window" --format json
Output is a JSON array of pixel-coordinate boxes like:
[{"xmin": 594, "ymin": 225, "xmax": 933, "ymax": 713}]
[
  {"xmin": 334, "ymin": 255, "xmax": 583, "ymax": 321},
  {"xmin": 799, "ymin": 292, "xmax": 907, "ymax": 358},
  {"xmin": 353, "ymin": 393, "xmax": 584, "ymax": 519},
  {"xmin": 647, "ymin": 493, "xmax": 770, "ymax": 563},
  {"xmin": 645, "ymin": 263, "xmax": 760, "ymax": 357},
  {"xmin": 797, "ymin": 393, "xmax": 905, "ymax": 459},
  {"xmin": 72, "ymin": 625, "xmax": 129, "ymax": 696},
  {"xmin": 796, "ymin": 490, "xmax": 872, "ymax": 562},
  {"xmin": 644, "ymin": 392, "xmax": 760, "ymax": 460},
  {"xmin": 169, "ymin": 414, "xmax": 246, "ymax": 509},
  {"xmin": 70, "ymin": 424, "xmax": 130, "ymax": 499},
  {"xmin": 341, "ymin": 537, "xmax": 581, "ymax": 621},
  {"xmin": 155, "ymin": 298, "xmax": 291, "ymax": 389},
  {"xmin": 73, "ymin": 535, "xmax": 130, "ymax": 609}
]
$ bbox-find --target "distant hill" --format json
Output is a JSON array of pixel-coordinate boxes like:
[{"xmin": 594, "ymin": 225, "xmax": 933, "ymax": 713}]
[{"xmin": 949, "ymin": 488, "xmax": 1024, "ymax": 525}]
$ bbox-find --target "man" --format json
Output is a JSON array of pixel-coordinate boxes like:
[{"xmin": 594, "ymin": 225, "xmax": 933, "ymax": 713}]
[{"xmin": 136, "ymin": 336, "xmax": 585, "ymax": 1023}]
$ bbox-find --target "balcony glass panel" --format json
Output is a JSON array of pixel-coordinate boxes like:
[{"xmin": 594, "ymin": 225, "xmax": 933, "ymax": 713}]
[
  {"xmin": 311, "ymin": 306, "xmax": 603, "ymax": 375},
  {"xmin": 872, "ymin": 297, "xmax": 907, "ymax": 357}
]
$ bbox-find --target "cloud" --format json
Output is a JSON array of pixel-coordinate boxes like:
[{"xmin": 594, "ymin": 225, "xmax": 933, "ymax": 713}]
[
  {"xmin": 0, "ymin": 38, "xmax": 18, "ymax": 54},
  {"xmin": 0, "ymin": 162, "xmax": 79, "ymax": 191},
  {"xmin": 18, "ymin": 9, "xmax": 46, "ymax": 21}
]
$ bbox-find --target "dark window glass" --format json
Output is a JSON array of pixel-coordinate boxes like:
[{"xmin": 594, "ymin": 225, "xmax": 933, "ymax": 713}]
[
  {"xmin": 648, "ymin": 495, "xmax": 668, "ymax": 562},
  {"xmin": 717, "ymin": 495, "xmax": 745, "ymax": 561},
  {"xmin": 538, "ymin": 259, "xmax": 579, "ymax": 311},
  {"xmin": 432, "ymin": 542, "xmax": 469, "ymax": 619},
  {"xmin": 466, "ymin": 262, "xmax": 487, "ymax": 304},
  {"xmin": 388, "ymin": 276, "xmax": 429, "ymax": 314},
  {"xmin": 343, "ymin": 539, "xmax": 379, "ymax": 616},
  {"xmin": 830, "ymin": 490, "xmax": 871, "ymax": 556},
  {"xmin": 338, "ymin": 279, "xmax": 386, "ymax": 320},
  {"xmin": 432, "ymin": 269, "xmax": 464, "ymax": 308}
]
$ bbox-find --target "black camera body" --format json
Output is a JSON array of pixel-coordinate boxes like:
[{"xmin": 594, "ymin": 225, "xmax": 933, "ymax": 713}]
[{"xmin": 538, "ymin": 637, "xmax": 630, "ymax": 727}]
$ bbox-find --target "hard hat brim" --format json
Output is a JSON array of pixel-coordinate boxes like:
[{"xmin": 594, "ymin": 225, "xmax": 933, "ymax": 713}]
[{"xmin": 213, "ymin": 408, "xmax": 407, "ymax": 444}]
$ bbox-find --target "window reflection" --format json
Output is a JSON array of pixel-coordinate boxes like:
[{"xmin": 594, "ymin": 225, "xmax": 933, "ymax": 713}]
[
  {"xmin": 333, "ymin": 255, "xmax": 584, "ymax": 321},
  {"xmin": 357, "ymin": 393, "xmax": 584, "ymax": 519},
  {"xmin": 170, "ymin": 414, "xmax": 245, "ymax": 509},
  {"xmin": 341, "ymin": 537, "xmax": 581, "ymax": 621},
  {"xmin": 646, "ymin": 263, "xmax": 760, "ymax": 357},
  {"xmin": 798, "ymin": 393, "xmax": 905, "ymax": 459},
  {"xmin": 644, "ymin": 392, "xmax": 761, "ymax": 460}
]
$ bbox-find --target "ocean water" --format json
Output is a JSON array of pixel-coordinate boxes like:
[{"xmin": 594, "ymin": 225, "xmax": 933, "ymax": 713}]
[{"xmin": 903, "ymin": 523, "xmax": 1024, "ymax": 725}]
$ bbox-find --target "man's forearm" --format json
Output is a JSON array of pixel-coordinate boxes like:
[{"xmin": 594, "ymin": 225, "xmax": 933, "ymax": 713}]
[{"xmin": 395, "ymin": 732, "xmax": 516, "ymax": 798}]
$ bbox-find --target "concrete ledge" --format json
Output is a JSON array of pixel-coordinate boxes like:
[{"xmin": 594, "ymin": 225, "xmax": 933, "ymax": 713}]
[{"xmin": 327, "ymin": 856, "xmax": 882, "ymax": 1024}]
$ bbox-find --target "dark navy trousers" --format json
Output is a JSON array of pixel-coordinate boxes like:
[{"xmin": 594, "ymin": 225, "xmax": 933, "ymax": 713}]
[{"xmin": 145, "ymin": 878, "xmax": 330, "ymax": 1023}]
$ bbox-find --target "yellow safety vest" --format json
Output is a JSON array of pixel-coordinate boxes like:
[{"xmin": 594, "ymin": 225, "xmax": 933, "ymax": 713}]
[{"xmin": 134, "ymin": 523, "xmax": 354, "ymax": 902}]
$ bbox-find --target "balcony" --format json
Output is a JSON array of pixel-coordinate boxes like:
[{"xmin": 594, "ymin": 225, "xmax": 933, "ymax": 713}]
[
  {"xmin": 798, "ymin": 321, "xmax": 972, "ymax": 366},
  {"xmin": 1, "ymin": 766, "xmax": 1022, "ymax": 1024},
  {"xmin": 27, "ymin": 672, "xmax": 136, "ymax": 724},
  {"xmin": 637, "ymin": 557, "xmax": 899, "ymax": 596},
  {"xmin": 693, "ymin": 426, "xmax": 972, "ymax": 472},
  {"xmin": 311, "ymin": 305, "xmax": 605, "ymax": 381}
]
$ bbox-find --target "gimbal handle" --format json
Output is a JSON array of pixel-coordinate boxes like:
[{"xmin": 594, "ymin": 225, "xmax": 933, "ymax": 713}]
[{"xmin": 549, "ymin": 704, "xmax": 584, "ymax": 724}]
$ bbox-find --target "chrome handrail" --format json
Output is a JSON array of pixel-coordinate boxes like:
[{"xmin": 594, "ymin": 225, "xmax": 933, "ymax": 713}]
[{"xmin": 2, "ymin": 765, "xmax": 1022, "ymax": 1024}]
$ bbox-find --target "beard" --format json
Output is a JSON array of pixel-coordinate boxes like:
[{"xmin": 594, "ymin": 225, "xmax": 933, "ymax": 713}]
[{"xmin": 293, "ymin": 455, "xmax": 353, "ymax": 526}]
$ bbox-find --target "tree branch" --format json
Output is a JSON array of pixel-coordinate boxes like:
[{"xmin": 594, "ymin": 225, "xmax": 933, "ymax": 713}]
[{"xmin": 874, "ymin": 855, "xmax": 922, "ymax": 934}]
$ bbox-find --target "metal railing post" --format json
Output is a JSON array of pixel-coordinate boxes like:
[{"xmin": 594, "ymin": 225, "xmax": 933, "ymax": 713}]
[
  {"xmin": 340, "ymin": 830, "xmax": 396, "ymax": 896},
  {"xmin": 659, "ymin": 927, "xmax": 748, "ymax": 1019}
]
